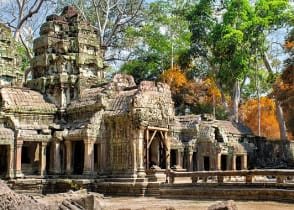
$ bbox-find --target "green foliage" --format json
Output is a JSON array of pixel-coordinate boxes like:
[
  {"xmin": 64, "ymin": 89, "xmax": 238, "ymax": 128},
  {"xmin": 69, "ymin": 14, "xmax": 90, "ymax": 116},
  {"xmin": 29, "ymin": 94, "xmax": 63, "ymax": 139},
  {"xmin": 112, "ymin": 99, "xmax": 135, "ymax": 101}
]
[
  {"xmin": 17, "ymin": 44, "xmax": 30, "ymax": 72},
  {"xmin": 188, "ymin": 0, "xmax": 291, "ymax": 100},
  {"xmin": 121, "ymin": 0, "xmax": 192, "ymax": 83}
]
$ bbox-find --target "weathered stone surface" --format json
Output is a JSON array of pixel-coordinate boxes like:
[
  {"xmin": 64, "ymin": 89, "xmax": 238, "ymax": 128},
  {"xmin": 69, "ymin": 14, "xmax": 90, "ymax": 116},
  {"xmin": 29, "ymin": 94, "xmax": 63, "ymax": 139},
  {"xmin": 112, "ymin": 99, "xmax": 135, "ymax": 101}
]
[
  {"xmin": 0, "ymin": 23, "xmax": 23, "ymax": 87},
  {"xmin": 208, "ymin": 200, "xmax": 238, "ymax": 210},
  {"xmin": 0, "ymin": 181, "xmax": 48, "ymax": 210}
]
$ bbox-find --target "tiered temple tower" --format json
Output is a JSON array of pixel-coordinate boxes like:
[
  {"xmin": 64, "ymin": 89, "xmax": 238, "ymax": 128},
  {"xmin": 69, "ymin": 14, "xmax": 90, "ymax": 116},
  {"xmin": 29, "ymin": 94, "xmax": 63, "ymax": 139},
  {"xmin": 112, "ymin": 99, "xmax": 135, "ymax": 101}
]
[
  {"xmin": 26, "ymin": 6, "xmax": 105, "ymax": 112},
  {"xmin": 0, "ymin": 23, "xmax": 23, "ymax": 87}
]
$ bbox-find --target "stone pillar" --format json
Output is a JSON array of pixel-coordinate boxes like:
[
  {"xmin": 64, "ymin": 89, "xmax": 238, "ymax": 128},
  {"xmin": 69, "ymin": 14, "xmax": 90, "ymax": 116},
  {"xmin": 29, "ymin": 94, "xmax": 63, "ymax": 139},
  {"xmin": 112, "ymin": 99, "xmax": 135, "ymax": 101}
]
[
  {"xmin": 165, "ymin": 131, "xmax": 170, "ymax": 170},
  {"xmin": 216, "ymin": 153, "xmax": 221, "ymax": 170},
  {"xmin": 232, "ymin": 155, "xmax": 236, "ymax": 170},
  {"xmin": 65, "ymin": 140, "xmax": 72, "ymax": 174},
  {"xmin": 51, "ymin": 141, "xmax": 61, "ymax": 174},
  {"xmin": 7, "ymin": 144, "xmax": 14, "ymax": 178},
  {"xmin": 137, "ymin": 129, "xmax": 146, "ymax": 178},
  {"xmin": 187, "ymin": 151, "xmax": 193, "ymax": 171},
  {"xmin": 39, "ymin": 142, "xmax": 47, "ymax": 176},
  {"xmin": 83, "ymin": 139, "xmax": 94, "ymax": 175},
  {"xmin": 242, "ymin": 154, "xmax": 247, "ymax": 170},
  {"xmin": 15, "ymin": 140, "xmax": 24, "ymax": 178}
]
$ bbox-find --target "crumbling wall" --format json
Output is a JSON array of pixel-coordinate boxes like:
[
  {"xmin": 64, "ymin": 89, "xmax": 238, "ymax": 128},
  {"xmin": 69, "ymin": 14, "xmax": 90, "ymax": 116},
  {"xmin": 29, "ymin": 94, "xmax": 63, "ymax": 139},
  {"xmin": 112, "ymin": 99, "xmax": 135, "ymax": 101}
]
[
  {"xmin": 248, "ymin": 138, "xmax": 294, "ymax": 169},
  {"xmin": 0, "ymin": 23, "xmax": 23, "ymax": 87}
]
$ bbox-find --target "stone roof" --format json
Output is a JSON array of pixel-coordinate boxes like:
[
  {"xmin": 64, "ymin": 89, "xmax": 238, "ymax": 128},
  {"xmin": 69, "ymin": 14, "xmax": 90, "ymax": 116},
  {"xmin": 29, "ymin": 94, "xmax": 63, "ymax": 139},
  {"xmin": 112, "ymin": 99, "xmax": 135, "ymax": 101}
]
[
  {"xmin": 107, "ymin": 89, "xmax": 137, "ymax": 115},
  {"xmin": 0, "ymin": 127, "xmax": 14, "ymax": 141},
  {"xmin": 0, "ymin": 87, "xmax": 57, "ymax": 114},
  {"xmin": 68, "ymin": 87, "xmax": 104, "ymax": 111},
  {"xmin": 175, "ymin": 115, "xmax": 201, "ymax": 129},
  {"xmin": 215, "ymin": 120, "xmax": 252, "ymax": 135}
]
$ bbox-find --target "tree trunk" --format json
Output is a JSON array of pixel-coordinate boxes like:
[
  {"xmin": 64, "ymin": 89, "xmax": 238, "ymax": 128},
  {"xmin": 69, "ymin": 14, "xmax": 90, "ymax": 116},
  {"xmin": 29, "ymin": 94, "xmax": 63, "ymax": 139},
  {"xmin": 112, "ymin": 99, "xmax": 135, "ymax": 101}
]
[
  {"xmin": 275, "ymin": 100, "xmax": 288, "ymax": 140},
  {"xmin": 215, "ymin": 80, "xmax": 231, "ymax": 117},
  {"xmin": 233, "ymin": 80, "xmax": 240, "ymax": 123},
  {"xmin": 263, "ymin": 54, "xmax": 288, "ymax": 139}
]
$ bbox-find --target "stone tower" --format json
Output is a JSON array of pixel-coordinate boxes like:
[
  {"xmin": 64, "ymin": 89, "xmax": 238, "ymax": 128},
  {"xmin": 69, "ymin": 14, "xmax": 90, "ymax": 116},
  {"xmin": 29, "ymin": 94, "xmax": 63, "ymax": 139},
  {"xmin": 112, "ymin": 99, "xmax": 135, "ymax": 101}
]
[
  {"xmin": 0, "ymin": 23, "xmax": 23, "ymax": 87},
  {"xmin": 27, "ymin": 6, "xmax": 105, "ymax": 111}
]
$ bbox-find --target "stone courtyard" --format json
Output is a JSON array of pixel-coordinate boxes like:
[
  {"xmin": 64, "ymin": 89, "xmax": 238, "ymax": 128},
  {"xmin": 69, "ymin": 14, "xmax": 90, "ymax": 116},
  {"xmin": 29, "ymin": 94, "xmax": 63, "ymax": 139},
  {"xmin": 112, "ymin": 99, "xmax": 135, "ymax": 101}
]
[{"xmin": 0, "ymin": 6, "xmax": 294, "ymax": 200}]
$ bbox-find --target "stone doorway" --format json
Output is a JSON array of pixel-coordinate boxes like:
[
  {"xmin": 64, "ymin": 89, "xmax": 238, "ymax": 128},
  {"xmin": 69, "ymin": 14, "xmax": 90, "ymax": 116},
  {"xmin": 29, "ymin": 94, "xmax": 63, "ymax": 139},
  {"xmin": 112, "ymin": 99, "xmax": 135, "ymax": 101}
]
[
  {"xmin": 94, "ymin": 144, "xmax": 99, "ymax": 172},
  {"xmin": 221, "ymin": 155, "xmax": 227, "ymax": 171},
  {"xmin": 236, "ymin": 155, "xmax": 242, "ymax": 170},
  {"xmin": 0, "ymin": 145, "xmax": 8, "ymax": 177},
  {"xmin": 149, "ymin": 135, "xmax": 166, "ymax": 169},
  {"xmin": 204, "ymin": 156, "xmax": 210, "ymax": 171},
  {"xmin": 146, "ymin": 129, "xmax": 168, "ymax": 170},
  {"xmin": 170, "ymin": 149, "xmax": 177, "ymax": 167},
  {"xmin": 72, "ymin": 141, "xmax": 84, "ymax": 174},
  {"xmin": 21, "ymin": 142, "xmax": 39, "ymax": 175},
  {"xmin": 192, "ymin": 152, "xmax": 197, "ymax": 171}
]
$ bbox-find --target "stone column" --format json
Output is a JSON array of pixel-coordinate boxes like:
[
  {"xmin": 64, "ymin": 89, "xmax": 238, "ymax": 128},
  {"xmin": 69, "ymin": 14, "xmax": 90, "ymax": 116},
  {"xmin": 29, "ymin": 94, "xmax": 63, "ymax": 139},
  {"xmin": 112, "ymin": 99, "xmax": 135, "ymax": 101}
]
[
  {"xmin": 137, "ymin": 129, "xmax": 146, "ymax": 178},
  {"xmin": 51, "ymin": 141, "xmax": 61, "ymax": 174},
  {"xmin": 39, "ymin": 142, "xmax": 47, "ymax": 176},
  {"xmin": 65, "ymin": 140, "xmax": 72, "ymax": 174},
  {"xmin": 7, "ymin": 144, "xmax": 14, "ymax": 178},
  {"xmin": 242, "ymin": 154, "xmax": 247, "ymax": 170},
  {"xmin": 165, "ymin": 131, "xmax": 170, "ymax": 170},
  {"xmin": 83, "ymin": 139, "xmax": 94, "ymax": 175},
  {"xmin": 232, "ymin": 155, "xmax": 236, "ymax": 170},
  {"xmin": 187, "ymin": 151, "xmax": 193, "ymax": 171},
  {"xmin": 15, "ymin": 139, "xmax": 23, "ymax": 178}
]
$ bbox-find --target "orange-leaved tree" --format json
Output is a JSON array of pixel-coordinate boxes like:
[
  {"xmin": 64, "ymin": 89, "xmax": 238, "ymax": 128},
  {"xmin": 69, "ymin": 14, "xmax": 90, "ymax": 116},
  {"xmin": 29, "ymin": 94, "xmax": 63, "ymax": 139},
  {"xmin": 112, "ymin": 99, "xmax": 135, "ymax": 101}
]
[
  {"xmin": 240, "ymin": 97, "xmax": 281, "ymax": 139},
  {"xmin": 161, "ymin": 66, "xmax": 187, "ymax": 93}
]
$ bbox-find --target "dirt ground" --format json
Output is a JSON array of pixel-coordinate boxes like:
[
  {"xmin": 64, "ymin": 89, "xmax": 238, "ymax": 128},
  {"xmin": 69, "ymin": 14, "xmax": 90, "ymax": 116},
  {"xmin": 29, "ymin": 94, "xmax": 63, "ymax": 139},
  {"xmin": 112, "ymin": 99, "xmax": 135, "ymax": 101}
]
[{"xmin": 100, "ymin": 197, "xmax": 294, "ymax": 210}]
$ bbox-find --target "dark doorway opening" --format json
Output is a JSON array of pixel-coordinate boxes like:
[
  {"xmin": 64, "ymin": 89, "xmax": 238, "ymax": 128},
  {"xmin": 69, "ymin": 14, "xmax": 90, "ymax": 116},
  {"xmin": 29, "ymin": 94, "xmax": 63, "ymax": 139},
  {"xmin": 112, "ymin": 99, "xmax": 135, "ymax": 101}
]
[
  {"xmin": 94, "ymin": 144, "xmax": 98, "ymax": 171},
  {"xmin": 73, "ymin": 141, "xmax": 84, "ymax": 174},
  {"xmin": 236, "ymin": 156, "xmax": 242, "ymax": 170},
  {"xmin": 221, "ymin": 155, "xmax": 227, "ymax": 171},
  {"xmin": 193, "ymin": 152, "xmax": 197, "ymax": 171},
  {"xmin": 170, "ymin": 149, "xmax": 177, "ymax": 167},
  {"xmin": 0, "ymin": 145, "xmax": 8, "ymax": 177},
  {"xmin": 204, "ymin": 156, "xmax": 210, "ymax": 171},
  {"xmin": 46, "ymin": 143, "xmax": 51, "ymax": 174}
]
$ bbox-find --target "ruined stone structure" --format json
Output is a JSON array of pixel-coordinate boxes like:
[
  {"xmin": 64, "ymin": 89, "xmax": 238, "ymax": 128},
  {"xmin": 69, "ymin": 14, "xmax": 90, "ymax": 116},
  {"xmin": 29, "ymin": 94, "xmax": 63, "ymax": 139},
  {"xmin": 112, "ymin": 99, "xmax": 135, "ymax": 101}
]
[
  {"xmin": 0, "ymin": 23, "xmax": 23, "ymax": 87},
  {"xmin": 0, "ymin": 7, "xmax": 293, "ymax": 190}
]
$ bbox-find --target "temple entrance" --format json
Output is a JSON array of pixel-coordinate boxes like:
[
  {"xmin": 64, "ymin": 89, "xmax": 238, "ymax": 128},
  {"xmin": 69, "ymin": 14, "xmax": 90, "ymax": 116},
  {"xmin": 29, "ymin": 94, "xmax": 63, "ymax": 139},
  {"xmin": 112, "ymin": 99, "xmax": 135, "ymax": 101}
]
[
  {"xmin": 236, "ymin": 155, "xmax": 242, "ymax": 170},
  {"xmin": 0, "ymin": 145, "xmax": 8, "ymax": 177},
  {"xmin": 149, "ymin": 136, "xmax": 166, "ymax": 168},
  {"xmin": 46, "ymin": 143, "xmax": 51, "ymax": 174},
  {"xmin": 204, "ymin": 156, "xmax": 210, "ymax": 171},
  {"xmin": 170, "ymin": 149, "xmax": 177, "ymax": 167},
  {"xmin": 146, "ymin": 128, "xmax": 168, "ymax": 170},
  {"xmin": 193, "ymin": 152, "xmax": 197, "ymax": 171},
  {"xmin": 72, "ymin": 141, "xmax": 84, "ymax": 174},
  {"xmin": 21, "ymin": 142, "xmax": 39, "ymax": 175},
  {"xmin": 221, "ymin": 155, "xmax": 227, "ymax": 171},
  {"xmin": 94, "ymin": 144, "xmax": 99, "ymax": 172}
]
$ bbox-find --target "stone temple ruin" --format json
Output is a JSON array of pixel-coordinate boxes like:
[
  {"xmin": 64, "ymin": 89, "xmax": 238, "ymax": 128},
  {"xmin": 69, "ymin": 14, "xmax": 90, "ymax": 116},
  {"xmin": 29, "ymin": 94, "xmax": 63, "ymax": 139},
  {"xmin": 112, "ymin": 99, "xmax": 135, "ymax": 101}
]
[{"xmin": 0, "ymin": 7, "xmax": 294, "ymax": 195}]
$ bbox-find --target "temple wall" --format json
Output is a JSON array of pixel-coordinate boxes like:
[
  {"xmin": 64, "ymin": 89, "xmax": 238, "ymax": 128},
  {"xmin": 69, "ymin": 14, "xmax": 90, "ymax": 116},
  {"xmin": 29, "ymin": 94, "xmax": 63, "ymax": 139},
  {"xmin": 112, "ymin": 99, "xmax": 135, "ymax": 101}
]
[{"xmin": 248, "ymin": 138, "xmax": 294, "ymax": 169}]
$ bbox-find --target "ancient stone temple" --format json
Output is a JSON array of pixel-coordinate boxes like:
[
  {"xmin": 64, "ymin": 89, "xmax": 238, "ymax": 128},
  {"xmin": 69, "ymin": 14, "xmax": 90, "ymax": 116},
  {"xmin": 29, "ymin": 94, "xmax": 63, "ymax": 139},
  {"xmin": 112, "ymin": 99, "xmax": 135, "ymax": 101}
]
[
  {"xmin": 0, "ymin": 23, "xmax": 23, "ymax": 87},
  {"xmin": 0, "ymin": 7, "xmax": 293, "ymax": 191}
]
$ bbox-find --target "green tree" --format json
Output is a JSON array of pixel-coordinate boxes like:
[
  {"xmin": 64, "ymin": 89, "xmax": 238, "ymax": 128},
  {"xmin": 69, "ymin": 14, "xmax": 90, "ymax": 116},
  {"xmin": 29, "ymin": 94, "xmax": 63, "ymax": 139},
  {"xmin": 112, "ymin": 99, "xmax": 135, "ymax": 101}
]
[
  {"xmin": 120, "ymin": 0, "xmax": 192, "ymax": 83},
  {"xmin": 187, "ymin": 0, "xmax": 291, "ymax": 125}
]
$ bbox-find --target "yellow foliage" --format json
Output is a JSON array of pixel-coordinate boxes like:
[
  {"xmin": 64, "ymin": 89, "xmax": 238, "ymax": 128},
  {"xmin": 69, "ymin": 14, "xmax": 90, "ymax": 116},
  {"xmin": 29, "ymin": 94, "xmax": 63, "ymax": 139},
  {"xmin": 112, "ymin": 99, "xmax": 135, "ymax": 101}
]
[
  {"xmin": 240, "ymin": 97, "xmax": 280, "ymax": 139},
  {"xmin": 161, "ymin": 66, "xmax": 187, "ymax": 92}
]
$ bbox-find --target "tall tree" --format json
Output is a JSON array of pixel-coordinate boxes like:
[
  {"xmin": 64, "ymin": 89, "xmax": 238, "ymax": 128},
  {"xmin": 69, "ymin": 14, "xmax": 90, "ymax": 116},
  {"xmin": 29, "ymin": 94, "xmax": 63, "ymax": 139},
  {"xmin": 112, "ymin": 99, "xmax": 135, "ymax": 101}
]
[
  {"xmin": 120, "ymin": 0, "xmax": 192, "ymax": 82},
  {"xmin": 187, "ymin": 0, "xmax": 291, "ymax": 125}
]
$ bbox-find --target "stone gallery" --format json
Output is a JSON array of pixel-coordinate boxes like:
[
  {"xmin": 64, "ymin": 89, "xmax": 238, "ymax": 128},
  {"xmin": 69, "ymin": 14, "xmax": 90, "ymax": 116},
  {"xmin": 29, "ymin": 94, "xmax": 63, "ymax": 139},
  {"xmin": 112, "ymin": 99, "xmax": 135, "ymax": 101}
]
[{"xmin": 0, "ymin": 7, "xmax": 293, "ymax": 185}]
